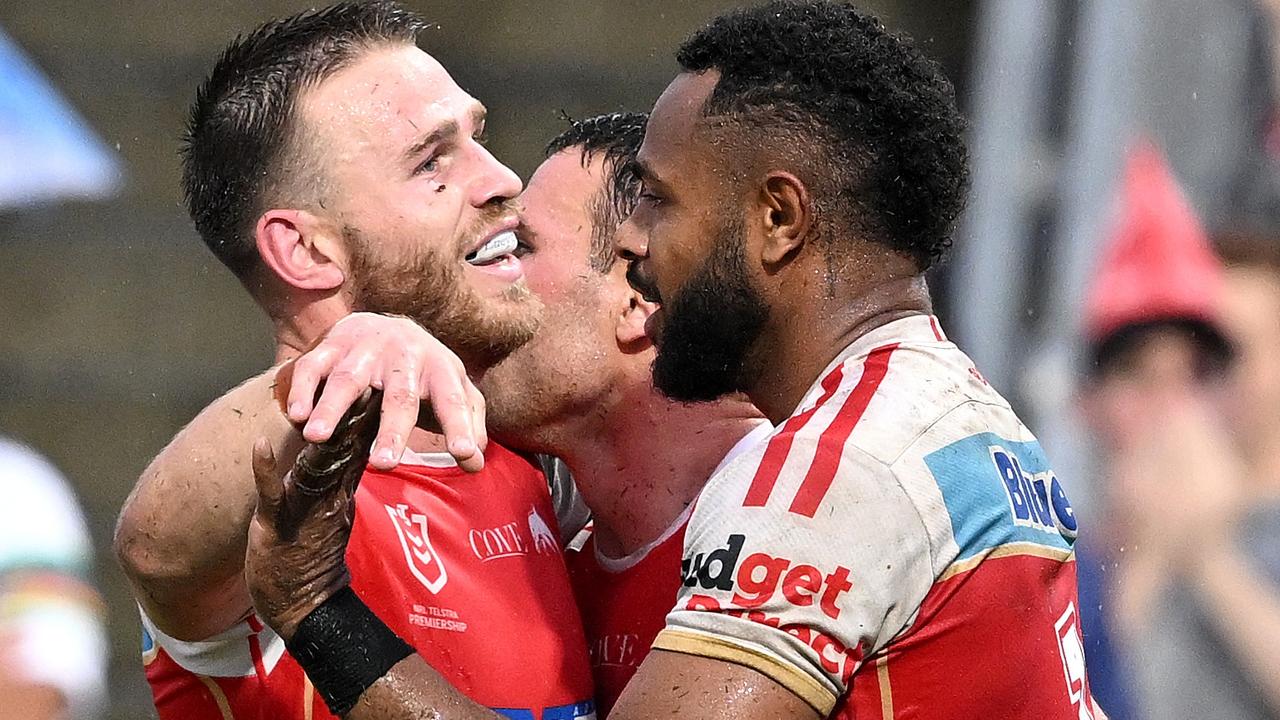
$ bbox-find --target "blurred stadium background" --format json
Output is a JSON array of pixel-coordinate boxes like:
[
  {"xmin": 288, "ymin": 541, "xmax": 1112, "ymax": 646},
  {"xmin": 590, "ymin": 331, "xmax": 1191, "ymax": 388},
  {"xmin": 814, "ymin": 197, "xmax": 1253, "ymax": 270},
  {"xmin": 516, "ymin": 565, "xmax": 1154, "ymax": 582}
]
[{"xmin": 2, "ymin": 1, "xmax": 1276, "ymax": 717}]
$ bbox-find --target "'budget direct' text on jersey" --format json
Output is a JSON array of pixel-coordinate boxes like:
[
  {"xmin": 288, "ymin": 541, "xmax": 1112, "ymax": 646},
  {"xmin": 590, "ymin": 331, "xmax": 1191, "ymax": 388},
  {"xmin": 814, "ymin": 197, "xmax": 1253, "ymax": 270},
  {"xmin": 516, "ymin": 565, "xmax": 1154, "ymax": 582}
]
[
  {"xmin": 655, "ymin": 314, "xmax": 1102, "ymax": 719},
  {"xmin": 142, "ymin": 443, "xmax": 596, "ymax": 720}
]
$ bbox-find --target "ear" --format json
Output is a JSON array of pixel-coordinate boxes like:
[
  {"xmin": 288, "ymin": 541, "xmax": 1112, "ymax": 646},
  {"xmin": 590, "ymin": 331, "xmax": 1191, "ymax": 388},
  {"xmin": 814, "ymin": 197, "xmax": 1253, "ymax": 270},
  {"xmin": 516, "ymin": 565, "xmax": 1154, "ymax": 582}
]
[
  {"xmin": 757, "ymin": 171, "xmax": 813, "ymax": 267},
  {"xmin": 254, "ymin": 209, "xmax": 347, "ymax": 292},
  {"xmin": 616, "ymin": 290, "xmax": 659, "ymax": 351}
]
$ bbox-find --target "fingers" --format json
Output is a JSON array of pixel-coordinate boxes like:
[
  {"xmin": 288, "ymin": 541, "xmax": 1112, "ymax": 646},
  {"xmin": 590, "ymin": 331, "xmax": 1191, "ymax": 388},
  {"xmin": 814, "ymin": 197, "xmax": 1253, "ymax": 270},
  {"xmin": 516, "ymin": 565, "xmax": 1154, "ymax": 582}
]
[
  {"xmin": 286, "ymin": 313, "xmax": 484, "ymax": 472},
  {"xmin": 251, "ymin": 437, "xmax": 284, "ymax": 520},
  {"xmin": 467, "ymin": 383, "xmax": 489, "ymax": 467},
  {"xmin": 421, "ymin": 359, "xmax": 483, "ymax": 473},
  {"xmin": 286, "ymin": 344, "xmax": 342, "ymax": 425},
  {"xmin": 294, "ymin": 390, "xmax": 379, "ymax": 490},
  {"xmin": 336, "ymin": 390, "xmax": 381, "ymax": 501},
  {"xmin": 303, "ymin": 351, "xmax": 378, "ymax": 443},
  {"xmin": 369, "ymin": 355, "xmax": 421, "ymax": 471},
  {"xmin": 281, "ymin": 390, "xmax": 380, "ymax": 539}
]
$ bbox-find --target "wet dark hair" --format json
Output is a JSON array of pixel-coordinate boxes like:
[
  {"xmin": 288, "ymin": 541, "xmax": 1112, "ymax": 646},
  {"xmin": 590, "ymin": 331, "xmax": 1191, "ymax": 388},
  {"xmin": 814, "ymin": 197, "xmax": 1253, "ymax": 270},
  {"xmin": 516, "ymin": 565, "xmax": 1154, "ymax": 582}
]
[
  {"xmin": 545, "ymin": 112, "xmax": 649, "ymax": 272},
  {"xmin": 182, "ymin": 1, "xmax": 428, "ymax": 280},
  {"xmin": 677, "ymin": 0, "xmax": 969, "ymax": 270}
]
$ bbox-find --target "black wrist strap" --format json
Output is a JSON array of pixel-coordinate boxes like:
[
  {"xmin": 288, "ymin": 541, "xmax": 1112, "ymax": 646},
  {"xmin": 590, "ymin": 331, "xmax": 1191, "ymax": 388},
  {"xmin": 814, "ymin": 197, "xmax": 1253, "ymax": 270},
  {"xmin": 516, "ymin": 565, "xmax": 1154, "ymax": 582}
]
[{"xmin": 285, "ymin": 586, "xmax": 414, "ymax": 716}]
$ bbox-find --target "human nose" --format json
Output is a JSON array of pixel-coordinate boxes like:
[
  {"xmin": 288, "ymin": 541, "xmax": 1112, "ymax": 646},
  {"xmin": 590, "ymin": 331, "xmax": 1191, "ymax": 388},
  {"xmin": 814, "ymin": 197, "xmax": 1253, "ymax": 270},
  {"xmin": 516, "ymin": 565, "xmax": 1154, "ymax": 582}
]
[
  {"xmin": 469, "ymin": 143, "xmax": 523, "ymax": 206},
  {"xmin": 613, "ymin": 214, "xmax": 648, "ymax": 262}
]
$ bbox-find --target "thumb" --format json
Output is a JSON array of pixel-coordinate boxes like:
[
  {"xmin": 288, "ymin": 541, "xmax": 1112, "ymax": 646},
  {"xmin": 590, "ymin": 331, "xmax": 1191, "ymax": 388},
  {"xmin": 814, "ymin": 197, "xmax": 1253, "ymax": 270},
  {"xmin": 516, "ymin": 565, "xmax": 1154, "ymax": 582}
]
[{"xmin": 252, "ymin": 437, "xmax": 285, "ymax": 518}]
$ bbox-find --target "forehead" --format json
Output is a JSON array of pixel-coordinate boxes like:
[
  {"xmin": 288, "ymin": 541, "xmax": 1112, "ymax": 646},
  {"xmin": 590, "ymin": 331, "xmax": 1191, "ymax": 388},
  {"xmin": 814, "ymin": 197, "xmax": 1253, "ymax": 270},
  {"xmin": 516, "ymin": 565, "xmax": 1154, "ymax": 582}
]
[
  {"xmin": 637, "ymin": 71, "xmax": 719, "ymax": 171},
  {"xmin": 299, "ymin": 44, "xmax": 477, "ymax": 151},
  {"xmin": 524, "ymin": 150, "xmax": 601, "ymax": 218},
  {"xmin": 522, "ymin": 150, "xmax": 603, "ymax": 248}
]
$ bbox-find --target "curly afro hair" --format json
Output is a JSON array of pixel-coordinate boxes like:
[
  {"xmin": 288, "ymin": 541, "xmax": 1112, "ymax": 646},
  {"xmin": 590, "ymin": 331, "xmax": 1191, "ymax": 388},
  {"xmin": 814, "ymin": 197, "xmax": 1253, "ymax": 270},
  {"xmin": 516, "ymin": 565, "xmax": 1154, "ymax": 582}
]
[{"xmin": 678, "ymin": 0, "xmax": 969, "ymax": 270}]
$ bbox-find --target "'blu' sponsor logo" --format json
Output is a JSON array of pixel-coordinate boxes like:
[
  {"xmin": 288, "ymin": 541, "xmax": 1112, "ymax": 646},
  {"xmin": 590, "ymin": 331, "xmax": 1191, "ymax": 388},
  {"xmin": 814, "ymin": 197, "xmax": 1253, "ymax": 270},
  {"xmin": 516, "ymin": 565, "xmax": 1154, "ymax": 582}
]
[{"xmin": 989, "ymin": 446, "xmax": 1077, "ymax": 539}]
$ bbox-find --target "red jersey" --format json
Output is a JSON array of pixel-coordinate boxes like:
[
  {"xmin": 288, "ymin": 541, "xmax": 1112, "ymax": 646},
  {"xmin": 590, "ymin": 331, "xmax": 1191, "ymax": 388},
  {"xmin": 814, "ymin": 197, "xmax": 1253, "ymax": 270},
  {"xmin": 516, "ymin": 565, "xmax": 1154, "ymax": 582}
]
[
  {"xmin": 565, "ymin": 422, "xmax": 773, "ymax": 718},
  {"xmin": 565, "ymin": 516, "xmax": 687, "ymax": 718},
  {"xmin": 142, "ymin": 442, "xmax": 596, "ymax": 720}
]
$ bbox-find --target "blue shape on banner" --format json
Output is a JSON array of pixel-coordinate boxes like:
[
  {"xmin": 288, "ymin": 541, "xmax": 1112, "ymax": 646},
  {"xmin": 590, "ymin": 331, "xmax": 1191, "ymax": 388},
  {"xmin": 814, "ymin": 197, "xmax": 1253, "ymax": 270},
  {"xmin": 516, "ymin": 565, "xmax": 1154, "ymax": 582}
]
[{"xmin": 0, "ymin": 27, "xmax": 122, "ymax": 209}]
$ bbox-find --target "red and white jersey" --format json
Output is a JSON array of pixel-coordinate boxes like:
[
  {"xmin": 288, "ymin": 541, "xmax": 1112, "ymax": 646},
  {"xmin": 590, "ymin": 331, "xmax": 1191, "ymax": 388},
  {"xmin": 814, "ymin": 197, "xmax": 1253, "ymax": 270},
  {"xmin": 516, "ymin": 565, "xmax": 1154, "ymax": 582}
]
[
  {"xmin": 142, "ymin": 442, "xmax": 596, "ymax": 720},
  {"xmin": 655, "ymin": 315, "xmax": 1102, "ymax": 719},
  {"xmin": 565, "ymin": 422, "xmax": 771, "ymax": 718}
]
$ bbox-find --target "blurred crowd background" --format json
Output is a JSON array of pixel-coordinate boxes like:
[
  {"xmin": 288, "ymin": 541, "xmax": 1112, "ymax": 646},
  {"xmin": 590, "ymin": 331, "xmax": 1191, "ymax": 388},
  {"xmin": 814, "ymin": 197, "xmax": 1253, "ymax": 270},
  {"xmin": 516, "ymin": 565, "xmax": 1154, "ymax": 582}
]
[{"xmin": 2, "ymin": 0, "xmax": 1279, "ymax": 718}]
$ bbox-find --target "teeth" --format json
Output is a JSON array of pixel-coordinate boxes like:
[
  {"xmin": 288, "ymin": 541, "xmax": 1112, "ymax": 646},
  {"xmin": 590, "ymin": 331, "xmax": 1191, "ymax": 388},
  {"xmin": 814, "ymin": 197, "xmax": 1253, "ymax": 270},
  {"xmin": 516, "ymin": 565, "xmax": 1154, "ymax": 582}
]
[{"xmin": 466, "ymin": 231, "xmax": 518, "ymax": 265}]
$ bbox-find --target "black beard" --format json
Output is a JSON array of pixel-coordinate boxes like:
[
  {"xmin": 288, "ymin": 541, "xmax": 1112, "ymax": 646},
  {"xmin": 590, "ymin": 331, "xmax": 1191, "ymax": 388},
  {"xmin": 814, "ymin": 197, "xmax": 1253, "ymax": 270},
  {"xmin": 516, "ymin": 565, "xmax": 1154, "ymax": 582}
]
[{"xmin": 652, "ymin": 220, "xmax": 769, "ymax": 402}]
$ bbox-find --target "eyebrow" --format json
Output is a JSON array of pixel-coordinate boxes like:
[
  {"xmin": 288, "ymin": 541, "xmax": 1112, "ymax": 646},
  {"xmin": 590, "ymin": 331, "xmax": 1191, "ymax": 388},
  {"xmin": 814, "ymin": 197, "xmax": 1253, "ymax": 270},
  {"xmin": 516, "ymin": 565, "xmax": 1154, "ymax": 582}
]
[
  {"xmin": 624, "ymin": 156, "xmax": 662, "ymax": 188},
  {"xmin": 402, "ymin": 103, "xmax": 488, "ymax": 163}
]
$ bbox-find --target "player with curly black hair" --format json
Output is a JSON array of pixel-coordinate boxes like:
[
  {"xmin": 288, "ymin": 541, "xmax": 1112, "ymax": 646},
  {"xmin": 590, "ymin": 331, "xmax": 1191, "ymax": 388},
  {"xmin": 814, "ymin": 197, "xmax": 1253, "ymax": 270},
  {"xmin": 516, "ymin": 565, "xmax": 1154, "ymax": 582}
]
[
  {"xmin": 617, "ymin": 2, "xmax": 1100, "ymax": 718},
  {"xmin": 672, "ymin": 0, "xmax": 969, "ymax": 271},
  {"xmin": 235, "ymin": 3, "xmax": 1103, "ymax": 720}
]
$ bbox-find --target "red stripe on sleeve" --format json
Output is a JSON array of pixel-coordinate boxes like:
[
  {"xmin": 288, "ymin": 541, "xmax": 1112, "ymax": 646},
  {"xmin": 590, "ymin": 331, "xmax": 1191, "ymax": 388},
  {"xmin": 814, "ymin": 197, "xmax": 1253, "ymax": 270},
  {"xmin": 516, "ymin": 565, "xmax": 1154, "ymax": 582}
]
[
  {"xmin": 244, "ymin": 614, "xmax": 269, "ymax": 680},
  {"xmin": 929, "ymin": 315, "xmax": 945, "ymax": 341},
  {"xmin": 788, "ymin": 344, "xmax": 898, "ymax": 518},
  {"xmin": 742, "ymin": 365, "xmax": 846, "ymax": 507}
]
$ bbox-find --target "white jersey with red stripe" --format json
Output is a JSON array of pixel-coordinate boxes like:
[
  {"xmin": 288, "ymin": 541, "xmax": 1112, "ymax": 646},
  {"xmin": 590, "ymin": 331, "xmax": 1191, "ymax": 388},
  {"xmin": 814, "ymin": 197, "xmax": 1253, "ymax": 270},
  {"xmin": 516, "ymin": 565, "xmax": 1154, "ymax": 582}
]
[{"xmin": 654, "ymin": 314, "xmax": 1101, "ymax": 719}]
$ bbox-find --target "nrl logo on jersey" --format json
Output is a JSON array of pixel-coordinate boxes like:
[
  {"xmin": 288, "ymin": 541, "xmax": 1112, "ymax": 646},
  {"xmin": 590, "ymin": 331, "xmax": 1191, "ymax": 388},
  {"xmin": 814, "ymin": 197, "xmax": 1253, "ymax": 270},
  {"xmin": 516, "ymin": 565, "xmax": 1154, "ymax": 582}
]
[{"xmin": 385, "ymin": 503, "xmax": 448, "ymax": 593}]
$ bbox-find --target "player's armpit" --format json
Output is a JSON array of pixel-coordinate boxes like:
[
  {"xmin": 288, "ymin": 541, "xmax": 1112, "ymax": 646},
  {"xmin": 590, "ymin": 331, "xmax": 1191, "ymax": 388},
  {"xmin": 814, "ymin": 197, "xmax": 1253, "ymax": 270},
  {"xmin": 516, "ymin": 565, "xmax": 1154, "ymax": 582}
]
[{"xmin": 608, "ymin": 648, "xmax": 821, "ymax": 720}]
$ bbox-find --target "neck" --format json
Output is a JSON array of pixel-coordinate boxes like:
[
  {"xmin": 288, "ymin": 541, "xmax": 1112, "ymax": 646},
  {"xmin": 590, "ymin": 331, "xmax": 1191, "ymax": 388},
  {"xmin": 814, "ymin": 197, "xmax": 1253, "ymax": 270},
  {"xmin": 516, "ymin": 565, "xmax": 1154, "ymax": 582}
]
[
  {"xmin": 749, "ymin": 273, "xmax": 931, "ymax": 424},
  {"xmin": 553, "ymin": 372, "xmax": 764, "ymax": 558},
  {"xmin": 270, "ymin": 295, "xmax": 449, "ymax": 456},
  {"xmin": 269, "ymin": 291, "xmax": 350, "ymax": 364}
]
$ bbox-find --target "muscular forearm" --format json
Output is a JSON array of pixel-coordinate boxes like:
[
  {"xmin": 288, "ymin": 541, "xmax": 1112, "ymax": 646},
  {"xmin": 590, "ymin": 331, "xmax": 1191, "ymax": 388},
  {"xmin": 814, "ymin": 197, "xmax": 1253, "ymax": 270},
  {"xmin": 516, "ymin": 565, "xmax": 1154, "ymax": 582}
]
[
  {"xmin": 334, "ymin": 650, "xmax": 816, "ymax": 720},
  {"xmin": 114, "ymin": 367, "xmax": 302, "ymax": 640},
  {"xmin": 1193, "ymin": 542, "xmax": 1280, "ymax": 712},
  {"xmin": 344, "ymin": 656, "xmax": 498, "ymax": 720}
]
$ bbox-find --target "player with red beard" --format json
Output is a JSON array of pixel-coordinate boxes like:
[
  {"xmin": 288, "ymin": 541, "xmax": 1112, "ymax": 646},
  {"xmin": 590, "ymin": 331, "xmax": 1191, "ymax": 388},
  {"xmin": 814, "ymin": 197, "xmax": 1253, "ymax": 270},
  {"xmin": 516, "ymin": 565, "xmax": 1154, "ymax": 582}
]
[{"xmin": 114, "ymin": 4, "xmax": 594, "ymax": 719}]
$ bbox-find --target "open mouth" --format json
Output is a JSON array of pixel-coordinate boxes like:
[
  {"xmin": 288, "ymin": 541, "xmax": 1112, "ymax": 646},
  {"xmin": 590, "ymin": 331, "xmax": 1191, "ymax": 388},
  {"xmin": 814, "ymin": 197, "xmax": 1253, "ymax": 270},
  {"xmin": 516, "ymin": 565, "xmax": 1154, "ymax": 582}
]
[{"xmin": 465, "ymin": 230, "xmax": 520, "ymax": 266}]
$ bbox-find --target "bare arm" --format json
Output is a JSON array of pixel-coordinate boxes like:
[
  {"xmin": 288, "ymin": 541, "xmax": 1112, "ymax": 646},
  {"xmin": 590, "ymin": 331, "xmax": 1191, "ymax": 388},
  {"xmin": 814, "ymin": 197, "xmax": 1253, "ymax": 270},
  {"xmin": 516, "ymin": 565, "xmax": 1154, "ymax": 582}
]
[
  {"xmin": 335, "ymin": 648, "xmax": 815, "ymax": 720},
  {"xmin": 116, "ymin": 312, "xmax": 488, "ymax": 641},
  {"xmin": 114, "ymin": 368, "xmax": 297, "ymax": 640}
]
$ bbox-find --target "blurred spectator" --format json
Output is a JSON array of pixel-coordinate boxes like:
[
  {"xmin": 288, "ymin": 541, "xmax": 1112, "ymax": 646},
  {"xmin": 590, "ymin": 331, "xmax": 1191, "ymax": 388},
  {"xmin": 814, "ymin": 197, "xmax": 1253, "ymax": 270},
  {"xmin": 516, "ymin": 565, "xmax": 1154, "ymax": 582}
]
[
  {"xmin": 1077, "ymin": 143, "xmax": 1280, "ymax": 720},
  {"xmin": 0, "ymin": 437, "xmax": 107, "ymax": 719}
]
